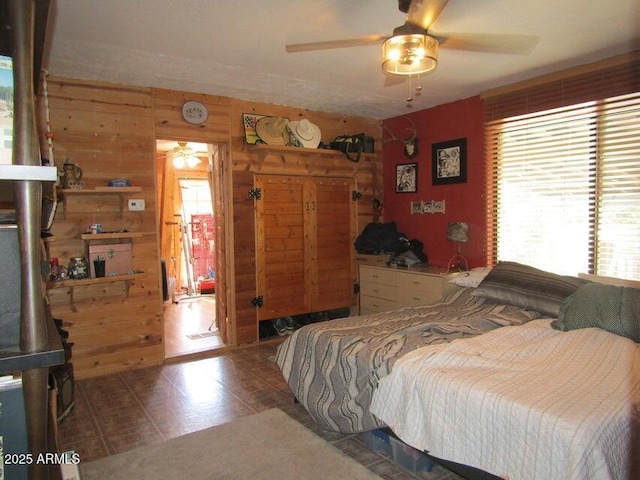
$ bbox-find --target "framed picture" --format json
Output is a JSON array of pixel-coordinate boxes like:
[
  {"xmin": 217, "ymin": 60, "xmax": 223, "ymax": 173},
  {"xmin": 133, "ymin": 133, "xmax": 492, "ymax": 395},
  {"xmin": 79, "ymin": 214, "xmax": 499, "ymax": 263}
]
[
  {"xmin": 242, "ymin": 113, "xmax": 266, "ymax": 144},
  {"xmin": 396, "ymin": 163, "xmax": 418, "ymax": 193},
  {"xmin": 410, "ymin": 201, "xmax": 422, "ymax": 214},
  {"xmin": 432, "ymin": 138, "xmax": 467, "ymax": 185}
]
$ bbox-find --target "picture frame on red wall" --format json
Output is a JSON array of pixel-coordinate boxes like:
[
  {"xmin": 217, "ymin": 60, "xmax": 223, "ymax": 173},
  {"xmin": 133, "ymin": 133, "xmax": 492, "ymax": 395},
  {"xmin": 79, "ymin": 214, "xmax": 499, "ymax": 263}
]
[
  {"xmin": 396, "ymin": 163, "xmax": 418, "ymax": 193},
  {"xmin": 432, "ymin": 138, "xmax": 467, "ymax": 185}
]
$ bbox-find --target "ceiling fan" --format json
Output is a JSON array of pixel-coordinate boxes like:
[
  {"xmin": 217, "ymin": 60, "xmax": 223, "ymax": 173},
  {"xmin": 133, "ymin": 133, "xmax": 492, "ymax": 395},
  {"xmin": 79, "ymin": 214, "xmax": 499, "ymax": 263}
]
[
  {"xmin": 286, "ymin": 0, "xmax": 538, "ymax": 104},
  {"xmin": 169, "ymin": 141, "xmax": 207, "ymax": 169}
]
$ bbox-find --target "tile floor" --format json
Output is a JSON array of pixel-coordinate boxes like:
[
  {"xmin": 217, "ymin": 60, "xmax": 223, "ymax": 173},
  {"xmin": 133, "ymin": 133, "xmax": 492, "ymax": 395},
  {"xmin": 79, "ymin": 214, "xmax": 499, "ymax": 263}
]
[{"xmin": 57, "ymin": 342, "xmax": 464, "ymax": 480}]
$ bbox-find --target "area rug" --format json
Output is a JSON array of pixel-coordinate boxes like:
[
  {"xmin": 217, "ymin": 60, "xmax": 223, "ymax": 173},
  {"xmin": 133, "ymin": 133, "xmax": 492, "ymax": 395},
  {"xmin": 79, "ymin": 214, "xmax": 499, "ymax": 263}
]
[{"xmin": 80, "ymin": 408, "xmax": 381, "ymax": 480}]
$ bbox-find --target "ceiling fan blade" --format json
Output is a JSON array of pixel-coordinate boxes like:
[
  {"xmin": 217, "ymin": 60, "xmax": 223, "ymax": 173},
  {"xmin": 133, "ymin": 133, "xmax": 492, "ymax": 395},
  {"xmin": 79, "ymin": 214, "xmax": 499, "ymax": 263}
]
[
  {"xmin": 285, "ymin": 35, "xmax": 388, "ymax": 53},
  {"xmin": 436, "ymin": 33, "xmax": 540, "ymax": 54},
  {"xmin": 406, "ymin": 0, "xmax": 449, "ymax": 30}
]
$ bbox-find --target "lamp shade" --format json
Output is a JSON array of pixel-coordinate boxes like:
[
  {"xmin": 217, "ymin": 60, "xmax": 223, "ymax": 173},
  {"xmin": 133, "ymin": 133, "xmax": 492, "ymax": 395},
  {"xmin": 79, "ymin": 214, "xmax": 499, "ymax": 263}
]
[
  {"xmin": 447, "ymin": 222, "xmax": 469, "ymax": 243},
  {"xmin": 381, "ymin": 34, "xmax": 438, "ymax": 76}
]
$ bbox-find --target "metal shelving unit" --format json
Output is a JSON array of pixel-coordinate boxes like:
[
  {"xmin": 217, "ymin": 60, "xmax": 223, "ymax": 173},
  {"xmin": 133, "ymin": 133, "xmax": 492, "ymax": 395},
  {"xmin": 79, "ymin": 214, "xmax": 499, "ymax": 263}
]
[{"xmin": 1, "ymin": 2, "xmax": 64, "ymax": 479}]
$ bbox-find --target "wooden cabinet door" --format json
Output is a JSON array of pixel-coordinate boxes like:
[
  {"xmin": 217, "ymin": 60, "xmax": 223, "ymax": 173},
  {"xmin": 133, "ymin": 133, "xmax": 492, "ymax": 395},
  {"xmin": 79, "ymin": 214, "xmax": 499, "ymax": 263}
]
[
  {"xmin": 255, "ymin": 175, "xmax": 357, "ymax": 321},
  {"xmin": 255, "ymin": 175, "xmax": 309, "ymax": 320},
  {"xmin": 311, "ymin": 177, "xmax": 357, "ymax": 312}
]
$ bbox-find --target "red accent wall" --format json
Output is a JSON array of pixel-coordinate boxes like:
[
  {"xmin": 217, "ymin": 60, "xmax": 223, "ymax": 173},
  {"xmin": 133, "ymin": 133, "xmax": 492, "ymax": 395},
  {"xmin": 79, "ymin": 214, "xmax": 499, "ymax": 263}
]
[{"xmin": 381, "ymin": 96, "xmax": 486, "ymax": 268}]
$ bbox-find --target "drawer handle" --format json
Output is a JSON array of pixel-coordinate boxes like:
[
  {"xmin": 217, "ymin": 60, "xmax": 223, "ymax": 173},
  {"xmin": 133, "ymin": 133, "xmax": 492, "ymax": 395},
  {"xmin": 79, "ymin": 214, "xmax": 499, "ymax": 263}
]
[{"xmin": 412, "ymin": 281, "xmax": 421, "ymax": 285}]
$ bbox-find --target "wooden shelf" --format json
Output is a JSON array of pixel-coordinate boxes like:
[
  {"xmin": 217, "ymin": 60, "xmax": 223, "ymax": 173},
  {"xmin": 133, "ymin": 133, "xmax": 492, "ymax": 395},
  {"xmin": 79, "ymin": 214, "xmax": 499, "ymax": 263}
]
[
  {"xmin": 78, "ymin": 231, "xmax": 153, "ymax": 241},
  {"xmin": 46, "ymin": 272, "xmax": 144, "ymax": 289},
  {"xmin": 47, "ymin": 272, "xmax": 145, "ymax": 305},
  {"xmin": 57, "ymin": 186, "xmax": 143, "ymax": 218},
  {"xmin": 57, "ymin": 186, "xmax": 142, "ymax": 195},
  {"xmin": 246, "ymin": 143, "xmax": 375, "ymax": 173},
  {"xmin": 247, "ymin": 143, "xmax": 376, "ymax": 158}
]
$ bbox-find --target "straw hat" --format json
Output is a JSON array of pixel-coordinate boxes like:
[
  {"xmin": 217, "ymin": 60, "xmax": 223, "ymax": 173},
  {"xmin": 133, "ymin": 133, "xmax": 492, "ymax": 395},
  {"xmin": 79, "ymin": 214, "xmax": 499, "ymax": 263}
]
[
  {"xmin": 288, "ymin": 119, "xmax": 321, "ymax": 149},
  {"xmin": 255, "ymin": 116, "xmax": 290, "ymax": 146}
]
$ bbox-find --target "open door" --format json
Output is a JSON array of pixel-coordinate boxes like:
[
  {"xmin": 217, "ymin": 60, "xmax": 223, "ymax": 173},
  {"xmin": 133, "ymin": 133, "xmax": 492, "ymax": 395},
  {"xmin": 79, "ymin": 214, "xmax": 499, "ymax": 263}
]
[
  {"xmin": 210, "ymin": 144, "xmax": 229, "ymax": 344},
  {"xmin": 157, "ymin": 139, "xmax": 229, "ymax": 358}
]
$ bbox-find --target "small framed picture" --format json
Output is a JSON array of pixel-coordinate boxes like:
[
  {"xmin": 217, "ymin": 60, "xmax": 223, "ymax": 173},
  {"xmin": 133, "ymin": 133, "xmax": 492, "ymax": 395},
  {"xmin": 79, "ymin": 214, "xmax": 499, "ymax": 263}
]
[
  {"xmin": 396, "ymin": 163, "xmax": 418, "ymax": 193},
  {"xmin": 242, "ymin": 113, "xmax": 266, "ymax": 144},
  {"xmin": 432, "ymin": 138, "xmax": 467, "ymax": 185}
]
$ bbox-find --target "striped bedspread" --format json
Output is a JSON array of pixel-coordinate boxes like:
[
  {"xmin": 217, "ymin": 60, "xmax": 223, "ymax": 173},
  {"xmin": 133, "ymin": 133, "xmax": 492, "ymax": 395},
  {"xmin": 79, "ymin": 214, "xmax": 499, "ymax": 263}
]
[
  {"xmin": 370, "ymin": 319, "xmax": 640, "ymax": 480},
  {"xmin": 275, "ymin": 287, "xmax": 541, "ymax": 433}
]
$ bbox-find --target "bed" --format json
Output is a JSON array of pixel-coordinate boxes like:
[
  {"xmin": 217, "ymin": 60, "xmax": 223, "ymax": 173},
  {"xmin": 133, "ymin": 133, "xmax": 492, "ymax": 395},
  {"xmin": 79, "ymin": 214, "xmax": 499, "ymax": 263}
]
[
  {"xmin": 369, "ymin": 270, "xmax": 640, "ymax": 480},
  {"xmin": 275, "ymin": 261, "xmax": 585, "ymax": 434}
]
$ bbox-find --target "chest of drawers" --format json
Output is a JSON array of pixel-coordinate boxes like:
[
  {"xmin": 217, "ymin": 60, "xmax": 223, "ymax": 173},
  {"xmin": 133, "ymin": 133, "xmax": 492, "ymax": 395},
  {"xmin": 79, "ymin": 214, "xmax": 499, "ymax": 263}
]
[{"xmin": 359, "ymin": 264, "xmax": 454, "ymax": 315}]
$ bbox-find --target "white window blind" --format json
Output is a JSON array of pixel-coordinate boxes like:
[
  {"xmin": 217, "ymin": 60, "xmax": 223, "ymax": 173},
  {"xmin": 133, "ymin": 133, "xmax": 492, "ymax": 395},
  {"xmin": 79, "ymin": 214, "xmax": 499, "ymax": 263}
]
[{"xmin": 485, "ymin": 92, "xmax": 640, "ymax": 280}]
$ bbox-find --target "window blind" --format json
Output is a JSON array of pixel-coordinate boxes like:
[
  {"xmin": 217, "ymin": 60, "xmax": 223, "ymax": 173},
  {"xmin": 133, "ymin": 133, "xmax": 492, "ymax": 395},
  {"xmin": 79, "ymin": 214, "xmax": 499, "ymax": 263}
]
[{"xmin": 484, "ymin": 53, "xmax": 640, "ymax": 280}]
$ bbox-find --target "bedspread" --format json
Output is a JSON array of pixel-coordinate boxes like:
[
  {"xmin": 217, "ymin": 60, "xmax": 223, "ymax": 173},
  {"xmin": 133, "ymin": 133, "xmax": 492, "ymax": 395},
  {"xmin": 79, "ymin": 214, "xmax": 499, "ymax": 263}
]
[
  {"xmin": 370, "ymin": 319, "xmax": 640, "ymax": 480},
  {"xmin": 275, "ymin": 287, "xmax": 541, "ymax": 433}
]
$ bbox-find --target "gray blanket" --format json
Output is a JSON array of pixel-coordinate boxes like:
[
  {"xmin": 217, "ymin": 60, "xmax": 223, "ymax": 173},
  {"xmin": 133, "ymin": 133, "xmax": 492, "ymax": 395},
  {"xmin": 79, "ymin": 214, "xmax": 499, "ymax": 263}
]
[{"xmin": 275, "ymin": 287, "xmax": 542, "ymax": 433}]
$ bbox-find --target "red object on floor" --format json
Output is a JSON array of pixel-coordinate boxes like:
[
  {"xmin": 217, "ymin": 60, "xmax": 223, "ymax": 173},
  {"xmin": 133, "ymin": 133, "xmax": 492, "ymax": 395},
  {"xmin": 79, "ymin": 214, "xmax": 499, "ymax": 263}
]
[{"xmin": 199, "ymin": 280, "xmax": 216, "ymax": 293}]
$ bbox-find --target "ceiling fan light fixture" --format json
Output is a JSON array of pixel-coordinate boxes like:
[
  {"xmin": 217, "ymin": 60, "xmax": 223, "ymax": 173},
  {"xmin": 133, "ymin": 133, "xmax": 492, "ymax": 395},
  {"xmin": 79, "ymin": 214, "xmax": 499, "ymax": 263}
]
[
  {"xmin": 171, "ymin": 141, "xmax": 202, "ymax": 169},
  {"xmin": 381, "ymin": 34, "xmax": 438, "ymax": 76}
]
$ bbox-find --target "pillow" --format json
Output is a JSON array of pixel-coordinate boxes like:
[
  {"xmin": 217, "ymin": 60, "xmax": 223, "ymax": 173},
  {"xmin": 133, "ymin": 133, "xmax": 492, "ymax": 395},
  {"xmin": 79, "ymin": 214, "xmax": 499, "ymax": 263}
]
[
  {"xmin": 472, "ymin": 261, "xmax": 590, "ymax": 316},
  {"xmin": 552, "ymin": 283, "xmax": 640, "ymax": 342},
  {"xmin": 449, "ymin": 267, "xmax": 492, "ymax": 288}
]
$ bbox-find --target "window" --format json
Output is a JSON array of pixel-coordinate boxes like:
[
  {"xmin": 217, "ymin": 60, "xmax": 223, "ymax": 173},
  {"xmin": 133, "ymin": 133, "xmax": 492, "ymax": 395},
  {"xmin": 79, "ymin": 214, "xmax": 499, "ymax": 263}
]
[{"xmin": 484, "ymin": 55, "xmax": 640, "ymax": 280}]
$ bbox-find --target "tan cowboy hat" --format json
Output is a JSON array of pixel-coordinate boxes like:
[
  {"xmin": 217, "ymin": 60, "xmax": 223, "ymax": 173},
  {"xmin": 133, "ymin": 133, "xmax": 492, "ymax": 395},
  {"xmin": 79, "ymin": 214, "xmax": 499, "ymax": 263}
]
[
  {"xmin": 255, "ymin": 116, "xmax": 290, "ymax": 146},
  {"xmin": 288, "ymin": 118, "xmax": 321, "ymax": 149}
]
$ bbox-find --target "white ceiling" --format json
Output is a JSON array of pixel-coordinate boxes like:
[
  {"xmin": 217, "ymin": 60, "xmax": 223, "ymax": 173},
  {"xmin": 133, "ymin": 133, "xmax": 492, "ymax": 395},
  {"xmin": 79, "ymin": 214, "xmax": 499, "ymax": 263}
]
[{"xmin": 43, "ymin": 0, "xmax": 640, "ymax": 120}]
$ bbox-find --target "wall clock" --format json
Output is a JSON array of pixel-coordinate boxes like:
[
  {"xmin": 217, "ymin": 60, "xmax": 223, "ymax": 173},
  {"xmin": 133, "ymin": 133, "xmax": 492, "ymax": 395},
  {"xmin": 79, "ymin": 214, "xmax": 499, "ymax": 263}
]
[{"xmin": 182, "ymin": 100, "xmax": 208, "ymax": 125}]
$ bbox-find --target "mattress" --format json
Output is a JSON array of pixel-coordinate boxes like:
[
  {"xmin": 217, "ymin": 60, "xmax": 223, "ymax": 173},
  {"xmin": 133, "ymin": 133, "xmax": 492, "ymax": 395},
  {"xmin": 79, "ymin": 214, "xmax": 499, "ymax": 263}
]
[{"xmin": 370, "ymin": 319, "xmax": 640, "ymax": 480}]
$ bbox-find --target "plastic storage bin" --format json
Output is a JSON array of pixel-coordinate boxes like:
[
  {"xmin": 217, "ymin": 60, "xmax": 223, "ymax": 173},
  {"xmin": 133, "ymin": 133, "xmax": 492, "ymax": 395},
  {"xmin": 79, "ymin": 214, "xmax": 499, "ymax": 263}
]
[
  {"xmin": 389, "ymin": 435, "xmax": 435, "ymax": 473},
  {"xmin": 361, "ymin": 429, "xmax": 392, "ymax": 456}
]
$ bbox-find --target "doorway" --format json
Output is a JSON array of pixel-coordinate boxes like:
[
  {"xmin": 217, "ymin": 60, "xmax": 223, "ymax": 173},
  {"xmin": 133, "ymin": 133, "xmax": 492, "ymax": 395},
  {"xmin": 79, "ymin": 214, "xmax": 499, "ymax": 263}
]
[{"xmin": 156, "ymin": 139, "xmax": 228, "ymax": 359}]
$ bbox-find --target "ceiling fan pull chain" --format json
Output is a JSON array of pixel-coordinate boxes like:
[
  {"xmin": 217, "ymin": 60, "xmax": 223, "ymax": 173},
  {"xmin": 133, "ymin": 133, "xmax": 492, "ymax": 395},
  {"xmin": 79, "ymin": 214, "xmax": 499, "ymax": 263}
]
[{"xmin": 406, "ymin": 73, "xmax": 414, "ymax": 107}]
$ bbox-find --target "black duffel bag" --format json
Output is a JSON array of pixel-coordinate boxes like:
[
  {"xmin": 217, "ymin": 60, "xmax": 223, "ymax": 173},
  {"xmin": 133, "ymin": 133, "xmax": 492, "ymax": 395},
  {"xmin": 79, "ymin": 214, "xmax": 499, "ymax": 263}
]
[
  {"xmin": 354, "ymin": 221, "xmax": 409, "ymax": 255},
  {"xmin": 330, "ymin": 133, "xmax": 374, "ymax": 162}
]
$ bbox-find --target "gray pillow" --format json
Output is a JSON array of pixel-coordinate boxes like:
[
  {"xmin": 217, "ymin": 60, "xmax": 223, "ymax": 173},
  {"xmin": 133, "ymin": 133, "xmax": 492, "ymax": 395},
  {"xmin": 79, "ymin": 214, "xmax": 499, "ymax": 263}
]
[
  {"xmin": 552, "ymin": 283, "xmax": 640, "ymax": 342},
  {"xmin": 472, "ymin": 261, "xmax": 590, "ymax": 317}
]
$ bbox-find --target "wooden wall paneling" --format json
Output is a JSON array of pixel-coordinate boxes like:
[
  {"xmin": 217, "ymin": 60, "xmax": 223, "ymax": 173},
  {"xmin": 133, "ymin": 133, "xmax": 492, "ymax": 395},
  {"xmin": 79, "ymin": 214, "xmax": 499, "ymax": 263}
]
[
  {"xmin": 40, "ymin": 76, "xmax": 384, "ymax": 375},
  {"xmin": 42, "ymin": 77, "xmax": 163, "ymax": 378},
  {"xmin": 152, "ymin": 88, "xmax": 231, "ymax": 143}
]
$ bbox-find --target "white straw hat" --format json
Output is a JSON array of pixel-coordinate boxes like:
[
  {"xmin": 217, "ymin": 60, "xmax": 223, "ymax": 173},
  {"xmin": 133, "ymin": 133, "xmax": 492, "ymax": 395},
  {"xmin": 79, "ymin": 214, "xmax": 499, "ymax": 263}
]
[
  {"xmin": 288, "ymin": 119, "xmax": 321, "ymax": 149},
  {"xmin": 255, "ymin": 116, "xmax": 290, "ymax": 145}
]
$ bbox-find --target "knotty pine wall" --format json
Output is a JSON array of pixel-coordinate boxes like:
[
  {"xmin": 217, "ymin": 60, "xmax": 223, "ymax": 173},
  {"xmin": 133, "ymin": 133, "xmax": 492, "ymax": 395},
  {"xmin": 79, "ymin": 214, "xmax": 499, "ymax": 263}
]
[{"xmin": 40, "ymin": 77, "xmax": 383, "ymax": 378}]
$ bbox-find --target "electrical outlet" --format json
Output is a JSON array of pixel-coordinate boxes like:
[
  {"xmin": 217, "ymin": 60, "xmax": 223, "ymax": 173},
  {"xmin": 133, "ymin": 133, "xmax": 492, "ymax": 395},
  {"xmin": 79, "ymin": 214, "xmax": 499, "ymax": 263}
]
[{"xmin": 128, "ymin": 199, "xmax": 145, "ymax": 211}]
